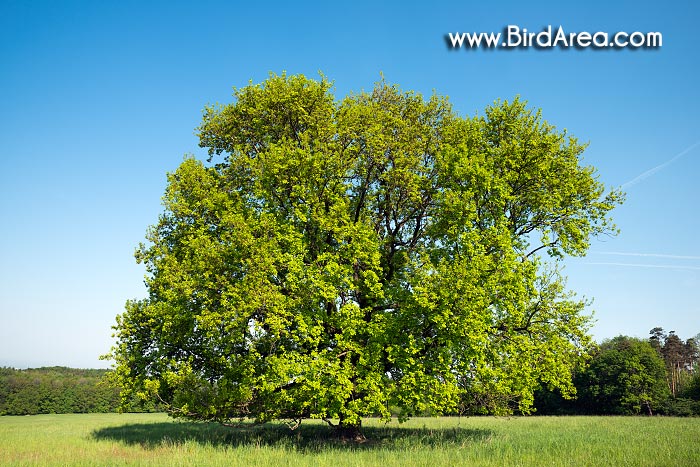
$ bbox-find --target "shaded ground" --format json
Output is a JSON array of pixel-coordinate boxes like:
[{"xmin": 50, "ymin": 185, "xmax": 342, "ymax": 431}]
[{"xmin": 92, "ymin": 419, "xmax": 492, "ymax": 452}]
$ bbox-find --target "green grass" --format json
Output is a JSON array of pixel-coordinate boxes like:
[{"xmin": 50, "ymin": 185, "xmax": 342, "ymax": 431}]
[{"xmin": 0, "ymin": 413, "xmax": 698, "ymax": 466}]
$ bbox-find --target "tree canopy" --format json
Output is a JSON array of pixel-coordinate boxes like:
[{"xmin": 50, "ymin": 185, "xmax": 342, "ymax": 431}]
[
  {"xmin": 108, "ymin": 73, "xmax": 623, "ymax": 438},
  {"xmin": 649, "ymin": 327, "xmax": 699, "ymax": 399},
  {"xmin": 576, "ymin": 336, "xmax": 669, "ymax": 415}
]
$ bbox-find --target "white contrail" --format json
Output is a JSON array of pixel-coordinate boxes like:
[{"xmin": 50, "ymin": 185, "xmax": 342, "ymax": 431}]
[
  {"xmin": 586, "ymin": 262, "xmax": 700, "ymax": 271},
  {"xmin": 596, "ymin": 252, "xmax": 700, "ymax": 261},
  {"xmin": 620, "ymin": 140, "xmax": 700, "ymax": 189}
]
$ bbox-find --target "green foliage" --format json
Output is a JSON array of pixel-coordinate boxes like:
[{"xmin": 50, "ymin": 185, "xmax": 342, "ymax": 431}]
[
  {"xmin": 664, "ymin": 369, "xmax": 700, "ymax": 415},
  {"xmin": 682, "ymin": 371, "xmax": 700, "ymax": 400},
  {"xmin": 0, "ymin": 367, "xmax": 122, "ymax": 415},
  {"xmin": 108, "ymin": 73, "xmax": 622, "ymax": 430},
  {"xmin": 535, "ymin": 329, "xmax": 700, "ymax": 416},
  {"xmin": 576, "ymin": 336, "xmax": 669, "ymax": 415},
  {"xmin": 658, "ymin": 397, "xmax": 700, "ymax": 416},
  {"xmin": 649, "ymin": 327, "xmax": 699, "ymax": 397}
]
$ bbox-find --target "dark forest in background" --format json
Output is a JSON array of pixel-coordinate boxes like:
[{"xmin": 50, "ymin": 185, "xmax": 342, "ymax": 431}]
[{"xmin": 535, "ymin": 329, "xmax": 700, "ymax": 416}]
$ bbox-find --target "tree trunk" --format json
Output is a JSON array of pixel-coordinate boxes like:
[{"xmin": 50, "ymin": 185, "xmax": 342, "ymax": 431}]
[{"xmin": 335, "ymin": 419, "xmax": 366, "ymax": 442}]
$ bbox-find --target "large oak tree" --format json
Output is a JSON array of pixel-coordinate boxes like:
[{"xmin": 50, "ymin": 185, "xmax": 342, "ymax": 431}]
[{"xmin": 108, "ymin": 74, "xmax": 623, "ymax": 438}]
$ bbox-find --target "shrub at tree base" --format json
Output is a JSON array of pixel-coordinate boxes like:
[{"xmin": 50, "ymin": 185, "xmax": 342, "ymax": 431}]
[{"xmin": 107, "ymin": 74, "xmax": 623, "ymax": 437}]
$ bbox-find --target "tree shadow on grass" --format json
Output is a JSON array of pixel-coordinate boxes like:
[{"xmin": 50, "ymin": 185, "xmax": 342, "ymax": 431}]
[{"xmin": 92, "ymin": 420, "xmax": 492, "ymax": 452}]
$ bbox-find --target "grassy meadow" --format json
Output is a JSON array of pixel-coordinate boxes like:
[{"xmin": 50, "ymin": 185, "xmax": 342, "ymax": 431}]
[{"xmin": 0, "ymin": 413, "xmax": 698, "ymax": 466}]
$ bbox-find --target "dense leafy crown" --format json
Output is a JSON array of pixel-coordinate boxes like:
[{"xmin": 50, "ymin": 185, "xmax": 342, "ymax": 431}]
[
  {"xmin": 109, "ymin": 74, "xmax": 623, "ymax": 427},
  {"xmin": 577, "ymin": 336, "xmax": 669, "ymax": 415}
]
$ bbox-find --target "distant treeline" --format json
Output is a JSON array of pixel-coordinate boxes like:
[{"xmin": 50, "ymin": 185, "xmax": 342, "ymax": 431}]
[
  {"xmin": 0, "ymin": 367, "xmax": 158, "ymax": 416},
  {"xmin": 534, "ymin": 329, "xmax": 700, "ymax": 416}
]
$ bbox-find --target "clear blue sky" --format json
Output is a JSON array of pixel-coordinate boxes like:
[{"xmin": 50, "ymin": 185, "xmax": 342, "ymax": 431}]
[{"xmin": 1, "ymin": 0, "xmax": 698, "ymax": 368}]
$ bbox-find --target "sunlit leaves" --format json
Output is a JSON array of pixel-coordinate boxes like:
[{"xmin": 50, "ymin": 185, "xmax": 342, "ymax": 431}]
[{"xmin": 108, "ymin": 74, "xmax": 622, "ymax": 428}]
